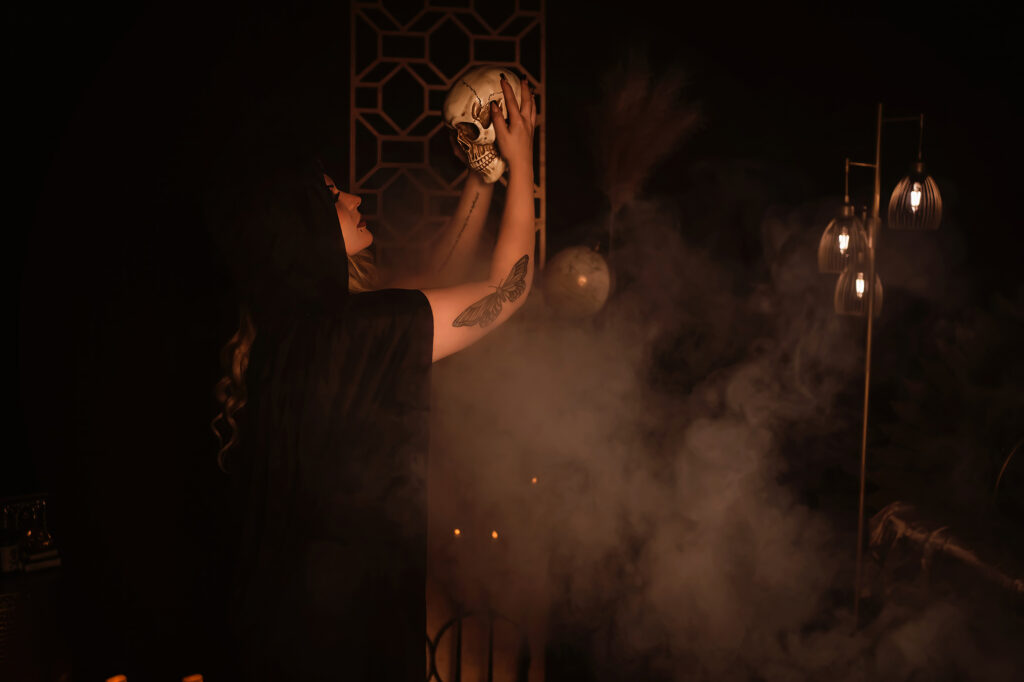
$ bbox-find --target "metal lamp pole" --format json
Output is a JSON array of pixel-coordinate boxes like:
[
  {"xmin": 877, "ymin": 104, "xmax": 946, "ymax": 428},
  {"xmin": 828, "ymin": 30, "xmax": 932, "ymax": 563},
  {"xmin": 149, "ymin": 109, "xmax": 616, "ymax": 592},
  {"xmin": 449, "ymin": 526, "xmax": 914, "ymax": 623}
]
[
  {"xmin": 847, "ymin": 103, "xmax": 881, "ymax": 630},
  {"xmin": 846, "ymin": 103, "xmax": 928, "ymax": 627}
]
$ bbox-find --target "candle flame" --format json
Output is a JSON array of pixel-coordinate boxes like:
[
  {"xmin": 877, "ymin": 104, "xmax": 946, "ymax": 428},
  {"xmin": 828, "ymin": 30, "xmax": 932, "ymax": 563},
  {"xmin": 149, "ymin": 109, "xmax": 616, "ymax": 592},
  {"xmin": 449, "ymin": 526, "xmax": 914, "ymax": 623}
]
[
  {"xmin": 577, "ymin": 275, "xmax": 588, "ymax": 287},
  {"xmin": 491, "ymin": 530, "xmax": 499, "ymax": 540},
  {"xmin": 531, "ymin": 476, "xmax": 538, "ymax": 484},
  {"xmin": 453, "ymin": 528, "xmax": 461, "ymax": 537}
]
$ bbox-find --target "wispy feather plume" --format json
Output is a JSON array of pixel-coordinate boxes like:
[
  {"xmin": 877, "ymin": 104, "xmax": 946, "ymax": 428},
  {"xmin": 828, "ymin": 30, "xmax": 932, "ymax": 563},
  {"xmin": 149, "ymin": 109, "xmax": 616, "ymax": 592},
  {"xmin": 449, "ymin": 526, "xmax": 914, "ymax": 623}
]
[{"xmin": 591, "ymin": 52, "xmax": 700, "ymax": 218}]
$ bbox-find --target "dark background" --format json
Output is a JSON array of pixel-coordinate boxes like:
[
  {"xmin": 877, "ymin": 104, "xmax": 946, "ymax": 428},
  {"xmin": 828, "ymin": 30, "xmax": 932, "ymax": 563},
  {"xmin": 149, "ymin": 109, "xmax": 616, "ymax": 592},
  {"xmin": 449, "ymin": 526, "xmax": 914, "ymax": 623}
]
[{"xmin": 9, "ymin": 1, "xmax": 1022, "ymax": 679}]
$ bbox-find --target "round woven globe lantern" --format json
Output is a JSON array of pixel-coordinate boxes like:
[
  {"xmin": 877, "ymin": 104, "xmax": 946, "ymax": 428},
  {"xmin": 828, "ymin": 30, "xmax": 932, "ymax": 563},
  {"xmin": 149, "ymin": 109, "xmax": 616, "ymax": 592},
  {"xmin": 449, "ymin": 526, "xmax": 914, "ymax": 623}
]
[
  {"xmin": 542, "ymin": 246, "xmax": 611, "ymax": 319},
  {"xmin": 887, "ymin": 161, "xmax": 942, "ymax": 231},
  {"xmin": 818, "ymin": 203, "xmax": 868, "ymax": 273}
]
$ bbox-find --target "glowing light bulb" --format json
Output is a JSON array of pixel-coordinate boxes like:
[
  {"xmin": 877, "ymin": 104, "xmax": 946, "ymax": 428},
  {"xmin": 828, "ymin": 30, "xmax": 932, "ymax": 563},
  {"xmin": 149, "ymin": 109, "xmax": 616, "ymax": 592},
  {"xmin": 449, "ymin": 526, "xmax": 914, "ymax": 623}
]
[
  {"xmin": 453, "ymin": 528, "xmax": 461, "ymax": 537},
  {"xmin": 910, "ymin": 182, "xmax": 922, "ymax": 213},
  {"xmin": 838, "ymin": 230, "xmax": 850, "ymax": 254},
  {"xmin": 531, "ymin": 476, "xmax": 538, "ymax": 484},
  {"xmin": 855, "ymin": 272, "xmax": 866, "ymax": 299},
  {"xmin": 576, "ymin": 274, "xmax": 588, "ymax": 287},
  {"xmin": 491, "ymin": 530, "xmax": 499, "ymax": 540}
]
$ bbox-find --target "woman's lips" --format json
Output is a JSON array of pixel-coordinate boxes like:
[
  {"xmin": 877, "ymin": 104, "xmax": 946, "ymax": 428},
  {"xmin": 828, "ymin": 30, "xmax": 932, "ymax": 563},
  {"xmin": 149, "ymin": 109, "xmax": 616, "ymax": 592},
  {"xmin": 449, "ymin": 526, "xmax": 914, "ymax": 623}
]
[{"xmin": 357, "ymin": 220, "xmax": 367, "ymax": 229}]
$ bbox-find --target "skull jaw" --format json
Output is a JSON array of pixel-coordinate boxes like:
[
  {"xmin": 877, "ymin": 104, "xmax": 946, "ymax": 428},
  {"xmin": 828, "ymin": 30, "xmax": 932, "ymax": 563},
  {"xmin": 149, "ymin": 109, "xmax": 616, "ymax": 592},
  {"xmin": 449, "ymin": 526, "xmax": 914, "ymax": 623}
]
[{"xmin": 467, "ymin": 143, "xmax": 506, "ymax": 184}]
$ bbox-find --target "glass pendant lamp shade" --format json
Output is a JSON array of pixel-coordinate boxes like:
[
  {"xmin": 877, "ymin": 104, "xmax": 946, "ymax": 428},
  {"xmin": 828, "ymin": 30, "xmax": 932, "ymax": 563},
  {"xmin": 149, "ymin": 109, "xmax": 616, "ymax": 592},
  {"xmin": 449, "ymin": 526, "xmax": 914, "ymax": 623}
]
[
  {"xmin": 834, "ymin": 265, "xmax": 883, "ymax": 317},
  {"xmin": 888, "ymin": 161, "xmax": 942, "ymax": 230},
  {"xmin": 818, "ymin": 203, "xmax": 868, "ymax": 273}
]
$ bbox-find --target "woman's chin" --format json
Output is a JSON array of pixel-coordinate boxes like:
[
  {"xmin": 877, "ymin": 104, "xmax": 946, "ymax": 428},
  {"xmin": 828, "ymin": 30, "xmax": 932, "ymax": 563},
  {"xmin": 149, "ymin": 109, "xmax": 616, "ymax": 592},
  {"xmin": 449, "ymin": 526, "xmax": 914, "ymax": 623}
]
[{"xmin": 346, "ymin": 232, "xmax": 372, "ymax": 255}]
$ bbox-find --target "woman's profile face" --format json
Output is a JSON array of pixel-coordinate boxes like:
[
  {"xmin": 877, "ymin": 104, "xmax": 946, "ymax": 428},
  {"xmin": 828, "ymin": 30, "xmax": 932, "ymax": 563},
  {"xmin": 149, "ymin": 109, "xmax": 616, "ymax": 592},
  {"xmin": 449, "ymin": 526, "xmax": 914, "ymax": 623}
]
[{"xmin": 323, "ymin": 174, "xmax": 372, "ymax": 255}]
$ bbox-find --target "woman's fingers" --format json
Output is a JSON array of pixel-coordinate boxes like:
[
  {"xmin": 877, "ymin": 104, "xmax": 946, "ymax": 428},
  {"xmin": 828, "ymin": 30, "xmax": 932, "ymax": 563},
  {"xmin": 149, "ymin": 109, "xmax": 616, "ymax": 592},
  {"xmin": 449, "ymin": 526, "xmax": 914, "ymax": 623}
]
[
  {"xmin": 524, "ymin": 80, "xmax": 532, "ymax": 125},
  {"xmin": 520, "ymin": 79, "xmax": 537, "ymax": 132},
  {"xmin": 516, "ymin": 78, "xmax": 532, "ymax": 117},
  {"xmin": 499, "ymin": 76, "xmax": 521, "ymax": 124},
  {"xmin": 490, "ymin": 100, "xmax": 509, "ymax": 140},
  {"xmin": 491, "ymin": 73, "xmax": 536, "ymax": 173},
  {"xmin": 492, "ymin": 75, "xmax": 535, "ymax": 140}
]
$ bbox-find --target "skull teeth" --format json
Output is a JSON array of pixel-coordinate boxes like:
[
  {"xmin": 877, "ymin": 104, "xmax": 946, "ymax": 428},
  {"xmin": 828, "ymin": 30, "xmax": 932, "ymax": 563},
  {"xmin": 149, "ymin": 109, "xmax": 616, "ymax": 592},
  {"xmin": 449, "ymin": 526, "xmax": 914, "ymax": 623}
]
[{"xmin": 469, "ymin": 149, "xmax": 497, "ymax": 171}]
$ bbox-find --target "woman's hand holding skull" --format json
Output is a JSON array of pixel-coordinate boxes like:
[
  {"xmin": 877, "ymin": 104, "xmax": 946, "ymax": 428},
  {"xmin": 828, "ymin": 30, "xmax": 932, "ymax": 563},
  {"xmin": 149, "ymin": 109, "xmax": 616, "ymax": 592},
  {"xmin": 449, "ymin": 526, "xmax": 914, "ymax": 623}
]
[{"xmin": 491, "ymin": 76, "xmax": 535, "ymax": 180}]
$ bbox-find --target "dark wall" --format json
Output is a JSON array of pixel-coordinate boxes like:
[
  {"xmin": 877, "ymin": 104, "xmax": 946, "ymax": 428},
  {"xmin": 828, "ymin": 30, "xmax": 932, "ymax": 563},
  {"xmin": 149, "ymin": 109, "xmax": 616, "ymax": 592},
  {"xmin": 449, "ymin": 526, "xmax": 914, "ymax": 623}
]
[
  {"xmin": 13, "ymin": 4, "xmax": 354, "ymax": 678},
  {"xmin": 11, "ymin": 1, "xmax": 1021, "ymax": 678},
  {"xmin": 544, "ymin": 3, "xmax": 1021, "ymax": 289}
]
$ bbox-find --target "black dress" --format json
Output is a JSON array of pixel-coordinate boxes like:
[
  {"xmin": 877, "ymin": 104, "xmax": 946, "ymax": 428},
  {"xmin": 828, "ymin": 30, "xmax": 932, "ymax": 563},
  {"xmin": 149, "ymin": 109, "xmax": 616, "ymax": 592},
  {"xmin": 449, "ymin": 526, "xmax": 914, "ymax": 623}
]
[
  {"xmin": 231, "ymin": 289, "xmax": 433, "ymax": 681},
  {"xmin": 208, "ymin": 158, "xmax": 434, "ymax": 680}
]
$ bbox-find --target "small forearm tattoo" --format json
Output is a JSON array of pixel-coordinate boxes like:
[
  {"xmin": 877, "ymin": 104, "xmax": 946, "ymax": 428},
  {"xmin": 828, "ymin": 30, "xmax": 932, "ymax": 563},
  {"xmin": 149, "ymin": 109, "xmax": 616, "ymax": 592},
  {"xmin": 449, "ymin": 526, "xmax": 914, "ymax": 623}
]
[
  {"xmin": 452, "ymin": 255, "xmax": 529, "ymax": 328},
  {"xmin": 439, "ymin": 191, "xmax": 480, "ymax": 270}
]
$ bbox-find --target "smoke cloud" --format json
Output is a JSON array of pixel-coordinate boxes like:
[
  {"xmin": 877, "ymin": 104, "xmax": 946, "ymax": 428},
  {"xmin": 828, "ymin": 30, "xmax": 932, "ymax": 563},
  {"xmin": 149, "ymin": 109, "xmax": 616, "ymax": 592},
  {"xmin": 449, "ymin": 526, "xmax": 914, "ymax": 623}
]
[{"xmin": 424, "ymin": 60, "xmax": 1023, "ymax": 681}]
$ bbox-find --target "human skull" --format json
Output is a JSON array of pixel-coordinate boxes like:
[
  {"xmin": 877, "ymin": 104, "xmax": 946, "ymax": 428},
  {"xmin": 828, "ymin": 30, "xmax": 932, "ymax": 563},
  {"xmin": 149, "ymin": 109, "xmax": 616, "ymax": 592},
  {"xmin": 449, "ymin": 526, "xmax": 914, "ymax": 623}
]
[{"xmin": 443, "ymin": 66, "xmax": 522, "ymax": 184}]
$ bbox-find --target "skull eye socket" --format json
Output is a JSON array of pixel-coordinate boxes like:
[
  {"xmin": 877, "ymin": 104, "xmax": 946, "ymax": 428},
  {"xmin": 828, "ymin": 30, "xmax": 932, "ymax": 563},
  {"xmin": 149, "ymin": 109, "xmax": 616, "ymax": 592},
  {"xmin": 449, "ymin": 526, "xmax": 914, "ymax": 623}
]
[{"xmin": 455, "ymin": 122, "xmax": 479, "ymax": 141}]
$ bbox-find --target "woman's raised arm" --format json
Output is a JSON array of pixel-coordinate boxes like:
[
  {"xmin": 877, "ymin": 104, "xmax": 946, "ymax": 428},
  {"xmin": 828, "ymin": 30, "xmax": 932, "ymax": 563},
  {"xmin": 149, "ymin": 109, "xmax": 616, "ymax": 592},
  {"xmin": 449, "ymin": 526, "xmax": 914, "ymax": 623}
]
[
  {"xmin": 421, "ymin": 75, "xmax": 537, "ymax": 362},
  {"xmin": 387, "ymin": 171, "xmax": 494, "ymax": 290}
]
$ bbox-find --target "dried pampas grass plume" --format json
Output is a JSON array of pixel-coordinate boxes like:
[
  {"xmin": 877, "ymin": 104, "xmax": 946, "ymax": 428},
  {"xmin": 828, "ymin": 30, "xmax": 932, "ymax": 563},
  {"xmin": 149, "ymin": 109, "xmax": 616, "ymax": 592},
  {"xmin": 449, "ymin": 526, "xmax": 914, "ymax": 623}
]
[{"xmin": 590, "ymin": 53, "xmax": 700, "ymax": 220}]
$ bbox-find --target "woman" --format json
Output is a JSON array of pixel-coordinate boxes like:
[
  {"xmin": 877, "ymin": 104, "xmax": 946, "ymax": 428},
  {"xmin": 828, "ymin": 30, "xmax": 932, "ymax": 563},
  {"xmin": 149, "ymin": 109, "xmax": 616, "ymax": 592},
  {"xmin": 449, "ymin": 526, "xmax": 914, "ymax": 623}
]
[{"xmin": 209, "ymin": 76, "xmax": 536, "ymax": 680}]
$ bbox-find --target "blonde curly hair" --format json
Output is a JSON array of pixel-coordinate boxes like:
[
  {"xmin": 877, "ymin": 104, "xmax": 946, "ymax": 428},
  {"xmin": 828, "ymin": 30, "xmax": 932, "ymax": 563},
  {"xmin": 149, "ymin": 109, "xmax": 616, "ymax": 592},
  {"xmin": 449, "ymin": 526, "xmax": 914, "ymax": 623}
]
[
  {"xmin": 347, "ymin": 248, "xmax": 377, "ymax": 293},
  {"xmin": 210, "ymin": 306, "xmax": 256, "ymax": 472}
]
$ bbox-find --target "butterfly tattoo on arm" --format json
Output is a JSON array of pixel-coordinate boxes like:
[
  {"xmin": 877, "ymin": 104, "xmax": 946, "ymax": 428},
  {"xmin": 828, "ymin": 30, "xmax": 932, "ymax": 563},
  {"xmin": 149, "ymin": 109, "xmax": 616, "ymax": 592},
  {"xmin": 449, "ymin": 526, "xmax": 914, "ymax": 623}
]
[{"xmin": 452, "ymin": 255, "xmax": 530, "ymax": 328}]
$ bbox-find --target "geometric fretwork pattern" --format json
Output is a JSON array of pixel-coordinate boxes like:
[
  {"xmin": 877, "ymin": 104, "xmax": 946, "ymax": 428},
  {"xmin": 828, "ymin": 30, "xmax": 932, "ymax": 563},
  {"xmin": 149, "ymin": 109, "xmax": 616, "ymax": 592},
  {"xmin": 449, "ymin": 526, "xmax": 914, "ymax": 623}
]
[{"xmin": 350, "ymin": 0, "xmax": 546, "ymax": 269}]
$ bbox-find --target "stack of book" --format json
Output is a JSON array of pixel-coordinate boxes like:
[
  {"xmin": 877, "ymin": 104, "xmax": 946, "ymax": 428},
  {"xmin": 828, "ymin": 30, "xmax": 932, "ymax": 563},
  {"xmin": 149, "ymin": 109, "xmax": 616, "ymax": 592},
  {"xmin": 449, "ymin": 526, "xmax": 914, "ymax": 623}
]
[{"xmin": 22, "ymin": 547, "xmax": 60, "ymax": 573}]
